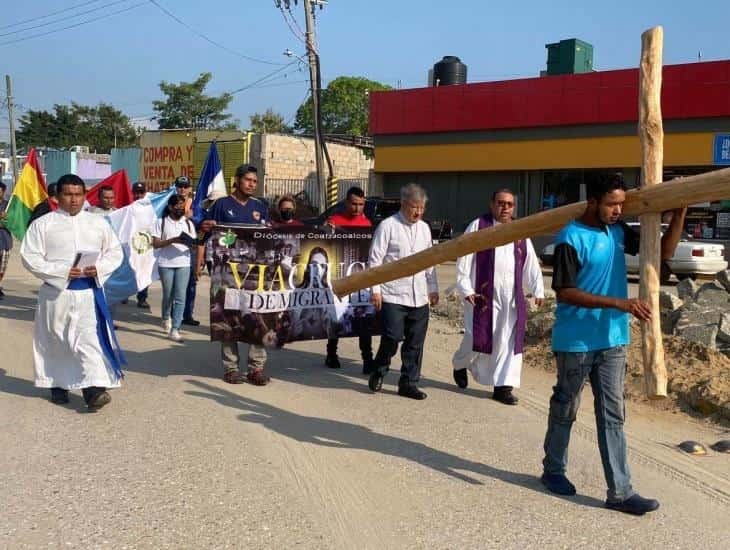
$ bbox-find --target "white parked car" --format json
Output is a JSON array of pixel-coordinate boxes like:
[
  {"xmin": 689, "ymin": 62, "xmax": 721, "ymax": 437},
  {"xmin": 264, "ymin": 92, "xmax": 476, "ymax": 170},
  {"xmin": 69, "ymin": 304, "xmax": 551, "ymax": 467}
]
[{"xmin": 540, "ymin": 223, "xmax": 727, "ymax": 283}]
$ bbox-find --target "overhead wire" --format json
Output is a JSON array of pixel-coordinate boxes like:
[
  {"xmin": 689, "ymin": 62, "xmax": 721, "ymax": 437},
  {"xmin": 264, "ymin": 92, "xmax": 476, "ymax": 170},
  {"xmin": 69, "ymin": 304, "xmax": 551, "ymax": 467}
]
[
  {"xmin": 0, "ymin": 0, "xmax": 136, "ymax": 38},
  {"xmin": 276, "ymin": 2, "xmax": 306, "ymax": 46},
  {"xmin": 285, "ymin": 5, "xmax": 306, "ymax": 38},
  {"xmin": 284, "ymin": 88, "xmax": 311, "ymax": 128},
  {"xmin": 0, "ymin": 0, "xmax": 105, "ymax": 31},
  {"xmin": 0, "ymin": 1, "xmax": 148, "ymax": 47},
  {"xmin": 229, "ymin": 61, "xmax": 300, "ymax": 95},
  {"xmin": 149, "ymin": 0, "xmax": 287, "ymax": 66}
]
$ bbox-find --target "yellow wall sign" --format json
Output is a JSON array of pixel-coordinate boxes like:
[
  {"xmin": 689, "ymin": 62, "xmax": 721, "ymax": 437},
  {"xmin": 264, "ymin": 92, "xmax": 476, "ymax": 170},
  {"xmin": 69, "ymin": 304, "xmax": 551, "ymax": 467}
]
[{"xmin": 140, "ymin": 131, "xmax": 195, "ymax": 191}]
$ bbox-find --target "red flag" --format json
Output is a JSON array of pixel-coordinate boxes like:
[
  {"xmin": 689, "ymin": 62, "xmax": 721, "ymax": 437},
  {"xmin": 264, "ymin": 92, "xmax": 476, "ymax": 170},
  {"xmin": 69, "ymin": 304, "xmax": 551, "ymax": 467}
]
[{"xmin": 86, "ymin": 170, "xmax": 133, "ymax": 208}]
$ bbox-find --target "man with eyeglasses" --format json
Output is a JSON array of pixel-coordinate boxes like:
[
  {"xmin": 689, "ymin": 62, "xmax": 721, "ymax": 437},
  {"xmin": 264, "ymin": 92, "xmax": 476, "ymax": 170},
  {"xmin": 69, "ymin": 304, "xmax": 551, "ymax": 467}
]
[
  {"xmin": 199, "ymin": 165, "xmax": 271, "ymax": 386},
  {"xmin": 367, "ymin": 183, "xmax": 439, "ymax": 400},
  {"xmin": 451, "ymin": 189, "xmax": 544, "ymax": 405}
]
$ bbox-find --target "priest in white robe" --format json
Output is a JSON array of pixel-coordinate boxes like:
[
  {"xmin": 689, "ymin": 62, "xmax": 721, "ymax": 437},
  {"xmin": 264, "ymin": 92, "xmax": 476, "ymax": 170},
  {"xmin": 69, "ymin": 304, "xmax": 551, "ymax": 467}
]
[
  {"xmin": 452, "ymin": 189, "xmax": 544, "ymax": 405},
  {"xmin": 21, "ymin": 174, "xmax": 125, "ymax": 410}
]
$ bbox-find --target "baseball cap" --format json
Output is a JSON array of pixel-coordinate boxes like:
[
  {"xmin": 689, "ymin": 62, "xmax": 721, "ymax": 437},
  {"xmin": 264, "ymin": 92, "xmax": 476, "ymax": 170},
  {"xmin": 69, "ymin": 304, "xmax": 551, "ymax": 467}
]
[
  {"xmin": 174, "ymin": 176, "xmax": 191, "ymax": 187},
  {"xmin": 234, "ymin": 164, "xmax": 257, "ymax": 178},
  {"xmin": 132, "ymin": 181, "xmax": 146, "ymax": 192}
]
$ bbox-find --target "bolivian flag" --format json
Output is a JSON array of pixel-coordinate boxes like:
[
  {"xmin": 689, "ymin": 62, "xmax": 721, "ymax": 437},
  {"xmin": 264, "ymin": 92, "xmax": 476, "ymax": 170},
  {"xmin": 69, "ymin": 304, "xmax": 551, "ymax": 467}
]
[{"xmin": 3, "ymin": 148, "xmax": 47, "ymax": 240}]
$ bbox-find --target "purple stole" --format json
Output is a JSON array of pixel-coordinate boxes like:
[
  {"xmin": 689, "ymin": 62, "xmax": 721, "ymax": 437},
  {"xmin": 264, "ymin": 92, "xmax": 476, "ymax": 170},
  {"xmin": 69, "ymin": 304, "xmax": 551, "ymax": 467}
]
[{"xmin": 472, "ymin": 214, "xmax": 528, "ymax": 354}]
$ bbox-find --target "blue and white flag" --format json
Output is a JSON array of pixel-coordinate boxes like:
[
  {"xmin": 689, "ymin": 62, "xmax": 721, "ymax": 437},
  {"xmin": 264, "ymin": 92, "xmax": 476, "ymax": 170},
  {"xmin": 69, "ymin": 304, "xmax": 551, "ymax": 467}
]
[
  {"xmin": 192, "ymin": 142, "xmax": 227, "ymax": 224},
  {"xmin": 104, "ymin": 186, "xmax": 176, "ymax": 304},
  {"xmin": 149, "ymin": 185, "xmax": 177, "ymax": 217}
]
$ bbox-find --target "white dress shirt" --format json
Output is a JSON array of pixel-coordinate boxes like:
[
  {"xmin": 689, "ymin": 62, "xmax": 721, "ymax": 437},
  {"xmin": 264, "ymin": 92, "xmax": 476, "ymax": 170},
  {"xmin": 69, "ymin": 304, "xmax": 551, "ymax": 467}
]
[{"xmin": 369, "ymin": 212, "xmax": 438, "ymax": 308}]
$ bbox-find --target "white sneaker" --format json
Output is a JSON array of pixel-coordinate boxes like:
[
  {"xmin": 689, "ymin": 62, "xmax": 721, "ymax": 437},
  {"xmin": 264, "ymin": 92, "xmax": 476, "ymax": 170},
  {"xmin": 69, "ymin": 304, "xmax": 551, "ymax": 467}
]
[
  {"xmin": 168, "ymin": 329, "xmax": 183, "ymax": 342},
  {"xmin": 162, "ymin": 318, "xmax": 172, "ymax": 332}
]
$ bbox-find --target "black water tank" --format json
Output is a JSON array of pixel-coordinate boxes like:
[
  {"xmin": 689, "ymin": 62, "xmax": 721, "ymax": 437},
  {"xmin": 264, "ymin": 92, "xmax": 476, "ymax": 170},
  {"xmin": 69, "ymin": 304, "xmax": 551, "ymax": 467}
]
[{"xmin": 433, "ymin": 56, "xmax": 467, "ymax": 86}]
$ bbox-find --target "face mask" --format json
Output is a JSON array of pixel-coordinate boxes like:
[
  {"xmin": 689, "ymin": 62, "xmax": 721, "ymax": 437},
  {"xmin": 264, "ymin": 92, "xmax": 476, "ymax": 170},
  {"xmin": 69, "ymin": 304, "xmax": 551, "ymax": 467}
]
[{"xmin": 280, "ymin": 209, "xmax": 295, "ymax": 221}]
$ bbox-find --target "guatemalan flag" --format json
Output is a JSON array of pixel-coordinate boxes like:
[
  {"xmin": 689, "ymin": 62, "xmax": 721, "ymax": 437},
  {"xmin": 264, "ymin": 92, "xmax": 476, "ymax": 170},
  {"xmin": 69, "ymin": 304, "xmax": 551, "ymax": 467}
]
[
  {"xmin": 192, "ymin": 141, "xmax": 227, "ymax": 225},
  {"xmin": 104, "ymin": 185, "xmax": 177, "ymax": 304}
]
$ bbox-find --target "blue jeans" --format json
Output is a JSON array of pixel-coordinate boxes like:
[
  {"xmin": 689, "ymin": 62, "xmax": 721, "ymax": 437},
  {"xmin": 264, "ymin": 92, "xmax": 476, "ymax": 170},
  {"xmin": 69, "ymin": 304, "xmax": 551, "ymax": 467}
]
[
  {"xmin": 542, "ymin": 346, "xmax": 634, "ymax": 502},
  {"xmin": 159, "ymin": 266, "xmax": 191, "ymax": 330}
]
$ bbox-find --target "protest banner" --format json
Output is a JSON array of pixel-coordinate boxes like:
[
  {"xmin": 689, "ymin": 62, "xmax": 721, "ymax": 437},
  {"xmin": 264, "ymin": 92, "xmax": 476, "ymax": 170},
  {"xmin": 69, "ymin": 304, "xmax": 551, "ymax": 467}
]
[{"xmin": 209, "ymin": 225, "xmax": 378, "ymax": 347}]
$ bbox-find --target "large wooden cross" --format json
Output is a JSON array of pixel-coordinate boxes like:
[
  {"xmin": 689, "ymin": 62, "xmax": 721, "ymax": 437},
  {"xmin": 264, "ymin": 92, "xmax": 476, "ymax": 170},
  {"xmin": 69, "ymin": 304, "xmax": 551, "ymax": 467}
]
[{"xmin": 331, "ymin": 26, "xmax": 730, "ymax": 399}]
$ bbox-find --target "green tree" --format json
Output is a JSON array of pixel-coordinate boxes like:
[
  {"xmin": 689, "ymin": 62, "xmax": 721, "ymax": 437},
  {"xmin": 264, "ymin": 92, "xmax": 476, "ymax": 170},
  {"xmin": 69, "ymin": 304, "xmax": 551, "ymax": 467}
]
[
  {"xmin": 249, "ymin": 108, "xmax": 291, "ymax": 134},
  {"xmin": 294, "ymin": 76, "xmax": 391, "ymax": 136},
  {"xmin": 16, "ymin": 103, "xmax": 137, "ymax": 152},
  {"xmin": 153, "ymin": 72, "xmax": 236, "ymax": 130}
]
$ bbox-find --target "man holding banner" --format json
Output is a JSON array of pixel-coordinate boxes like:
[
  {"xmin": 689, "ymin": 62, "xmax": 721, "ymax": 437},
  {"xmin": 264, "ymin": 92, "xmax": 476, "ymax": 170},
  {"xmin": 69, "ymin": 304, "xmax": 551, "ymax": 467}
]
[
  {"xmin": 323, "ymin": 186, "xmax": 375, "ymax": 372},
  {"xmin": 200, "ymin": 164, "xmax": 271, "ymax": 386},
  {"xmin": 367, "ymin": 184, "xmax": 439, "ymax": 400}
]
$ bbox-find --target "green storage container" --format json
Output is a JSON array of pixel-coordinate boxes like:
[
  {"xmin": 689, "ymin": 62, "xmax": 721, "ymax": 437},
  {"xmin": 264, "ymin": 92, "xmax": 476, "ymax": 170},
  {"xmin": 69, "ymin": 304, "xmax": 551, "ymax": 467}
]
[{"xmin": 545, "ymin": 39, "xmax": 593, "ymax": 75}]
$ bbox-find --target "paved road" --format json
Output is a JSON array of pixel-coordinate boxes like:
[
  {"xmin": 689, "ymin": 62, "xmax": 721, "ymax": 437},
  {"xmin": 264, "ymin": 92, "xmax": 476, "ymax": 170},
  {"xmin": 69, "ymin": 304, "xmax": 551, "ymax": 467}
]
[{"xmin": 1, "ymin": 254, "xmax": 728, "ymax": 549}]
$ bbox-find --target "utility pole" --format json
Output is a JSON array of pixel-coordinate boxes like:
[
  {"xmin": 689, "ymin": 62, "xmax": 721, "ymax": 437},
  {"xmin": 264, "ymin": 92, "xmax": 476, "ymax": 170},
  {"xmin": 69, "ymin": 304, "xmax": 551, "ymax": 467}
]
[
  {"xmin": 279, "ymin": 0, "xmax": 333, "ymax": 210},
  {"xmin": 5, "ymin": 75, "xmax": 18, "ymax": 185},
  {"xmin": 302, "ymin": 0, "xmax": 328, "ymax": 210}
]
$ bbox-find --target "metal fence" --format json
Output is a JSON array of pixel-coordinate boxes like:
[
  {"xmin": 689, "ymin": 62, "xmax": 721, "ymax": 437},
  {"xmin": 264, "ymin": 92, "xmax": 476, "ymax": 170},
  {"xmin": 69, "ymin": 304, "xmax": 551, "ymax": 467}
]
[{"xmin": 263, "ymin": 177, "xmax": 371, "ymax": 213}]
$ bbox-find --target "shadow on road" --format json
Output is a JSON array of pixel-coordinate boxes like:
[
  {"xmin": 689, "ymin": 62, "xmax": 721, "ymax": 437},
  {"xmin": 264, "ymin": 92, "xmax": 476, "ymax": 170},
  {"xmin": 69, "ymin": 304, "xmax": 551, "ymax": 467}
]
[
  {"xmin": 0, "ymin": 293, "xmax": 37, "ymax": 322},
  {"xmin": 184, "ymin": 379, "xmax": 605, "ymax": 509},
  {"xmin": 0, "ymin": 367, "xmax": 45, "ymax": 399}
]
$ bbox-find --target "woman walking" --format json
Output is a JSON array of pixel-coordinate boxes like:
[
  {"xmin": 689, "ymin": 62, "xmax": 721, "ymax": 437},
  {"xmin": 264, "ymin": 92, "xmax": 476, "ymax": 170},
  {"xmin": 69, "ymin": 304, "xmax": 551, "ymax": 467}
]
[{"xmin": 152, "ymin": 195, "xmax": 197, "ymax": 342}]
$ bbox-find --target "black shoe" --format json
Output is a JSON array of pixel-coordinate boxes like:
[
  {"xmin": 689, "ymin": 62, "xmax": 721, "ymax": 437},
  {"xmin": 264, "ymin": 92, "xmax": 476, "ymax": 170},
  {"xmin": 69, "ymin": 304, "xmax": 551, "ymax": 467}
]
[
  {"xmin": 368, "ymin": 371, "xmax": 384, "ymax": 392},
  {"xmin": 453, "ymin": 368, "xmax": 468, "ymax": 389},
  {"xmin": 606, "ymin": 494, "xmax": 660, "ymax": 516},
  {"xmin": 182, "ymin": 318, "xmax": 201, "ymax": 326},
  {"xmin": 540, "ymin": 473, "xmax": 577, "ymax": 496},
  {"xmin": 50, "ymin": 388, "xmax": 69, "ymax": 404},
  {"xmin": 0, "ymin": 288, "xmax": 6, "ymax": 299},
  {"xmin": 325, "ymin": 354, "xmax": 341, "ymax": 369},
  {"xmin": 493, "ymin": 386, "xmax": 519, "ymax": 405},
  {"xmin": 362, "ymin": 356, "xmax": 375, "ymax": 375},
  {"xmin": 137, "ymin": 299, "xmax": 151, "ymax": 310},
  {"xmin": 120, "ymin": 299, "xmax": 128, "ymax": 305},
  {"xmin": 397, "ymin": 384, "xmax": 427, "ymax": 400},
  {"xmin": 83, "ymin": 387, "xmax": 111, "ymax": 410}
]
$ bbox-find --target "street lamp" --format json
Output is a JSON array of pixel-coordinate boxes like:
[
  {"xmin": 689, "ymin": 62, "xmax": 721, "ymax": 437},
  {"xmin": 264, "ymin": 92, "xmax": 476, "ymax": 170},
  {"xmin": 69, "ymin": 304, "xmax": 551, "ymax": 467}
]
[{"xmin": 283, "ymin": 49, "xmax": 307, "ymax": 65}]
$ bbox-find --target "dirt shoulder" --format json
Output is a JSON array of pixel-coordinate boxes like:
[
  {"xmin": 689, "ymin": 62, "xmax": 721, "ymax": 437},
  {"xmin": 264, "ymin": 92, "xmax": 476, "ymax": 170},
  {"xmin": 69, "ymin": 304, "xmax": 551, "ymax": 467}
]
[{"xmin": 435, "ymin": 296, "xmax": 730, "ymax": 426}]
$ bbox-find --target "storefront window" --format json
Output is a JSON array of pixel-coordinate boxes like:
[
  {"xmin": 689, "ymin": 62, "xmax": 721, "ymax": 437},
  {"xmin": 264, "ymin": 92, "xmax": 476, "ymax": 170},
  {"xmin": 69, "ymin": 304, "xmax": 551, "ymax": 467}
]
[{"xmin": 542, "ymin": 171, "xmax": 581, "ymax": 210}]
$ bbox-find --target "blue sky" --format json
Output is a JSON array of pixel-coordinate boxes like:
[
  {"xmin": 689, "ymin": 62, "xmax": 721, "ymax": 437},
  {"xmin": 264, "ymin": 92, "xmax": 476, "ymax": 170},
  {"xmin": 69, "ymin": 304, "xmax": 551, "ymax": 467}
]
[{"xmin": 2, "ymin": 0, "xmax": 730, "ymax": 140}]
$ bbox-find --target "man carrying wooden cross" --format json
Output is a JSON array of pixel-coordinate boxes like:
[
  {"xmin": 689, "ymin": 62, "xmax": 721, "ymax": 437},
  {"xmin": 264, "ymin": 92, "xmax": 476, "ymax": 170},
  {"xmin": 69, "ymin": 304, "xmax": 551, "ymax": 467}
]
[{"xmin": 541, "ymin": 173, "xmax": 686, "ymax": 516}]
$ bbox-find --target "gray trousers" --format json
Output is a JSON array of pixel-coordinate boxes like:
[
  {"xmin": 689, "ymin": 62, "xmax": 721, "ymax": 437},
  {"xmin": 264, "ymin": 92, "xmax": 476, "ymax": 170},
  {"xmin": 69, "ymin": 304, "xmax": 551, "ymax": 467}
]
[{"xmin": 221, "ymin": 341, "xmax": 267, "ymax": 373}]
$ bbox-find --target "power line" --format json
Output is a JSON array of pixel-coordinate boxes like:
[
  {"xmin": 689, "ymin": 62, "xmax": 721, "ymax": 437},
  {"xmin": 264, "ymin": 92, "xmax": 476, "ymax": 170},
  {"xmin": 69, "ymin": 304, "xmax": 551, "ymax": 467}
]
[
  {"xmin": 284, "ymin": 88, "xmax": 311, "ymax": 127},
  {"xmin": 286, "ymin": 5, "xmax": 306, "ymax": 38},
  {"xmin": 0, "ymin": 1, "xmax": 148, "ymax": 47},
  {"xmin": 256, "ymin": 79, "xmax": 308, "ymax": 90},
  {"xmin": 0, "ymin": 0, "xmax": 105, "ymax": 31},
  {"xmin": 238, "ymin": 66, "xmax": 306, "ymax": 90},
  {"xmin": 229, "ymin": 61, "xmax": 299, "ymax": 95},
  {"xmin": 0, "ymin": 0, "xmax": 136, "ymax": 38},
  {"xmin": 149, "ymin": 0, "xmax": 287, "ymax": 66},
  {"xmin": 275, "ymin": 1, "xmax": 307, "ymax": 47}
]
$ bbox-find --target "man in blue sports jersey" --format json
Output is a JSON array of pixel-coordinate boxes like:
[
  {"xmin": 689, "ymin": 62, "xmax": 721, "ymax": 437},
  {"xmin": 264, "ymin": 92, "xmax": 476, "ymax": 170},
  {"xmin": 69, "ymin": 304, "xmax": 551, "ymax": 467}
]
[
  {"xmin": 541, "ymin": 174, "xmax": 686, "ymax": 516},
  {"xmin": 199, "ymin": 165, "xmax": 271, "ymax": 386}
]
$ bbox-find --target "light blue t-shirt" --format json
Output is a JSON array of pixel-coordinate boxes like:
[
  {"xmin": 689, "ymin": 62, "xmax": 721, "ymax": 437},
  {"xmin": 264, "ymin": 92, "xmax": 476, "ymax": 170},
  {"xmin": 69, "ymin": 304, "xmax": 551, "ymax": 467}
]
[{"xmin": 552, "ymin": 220, "xmax": 634, "ymax": 352}]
